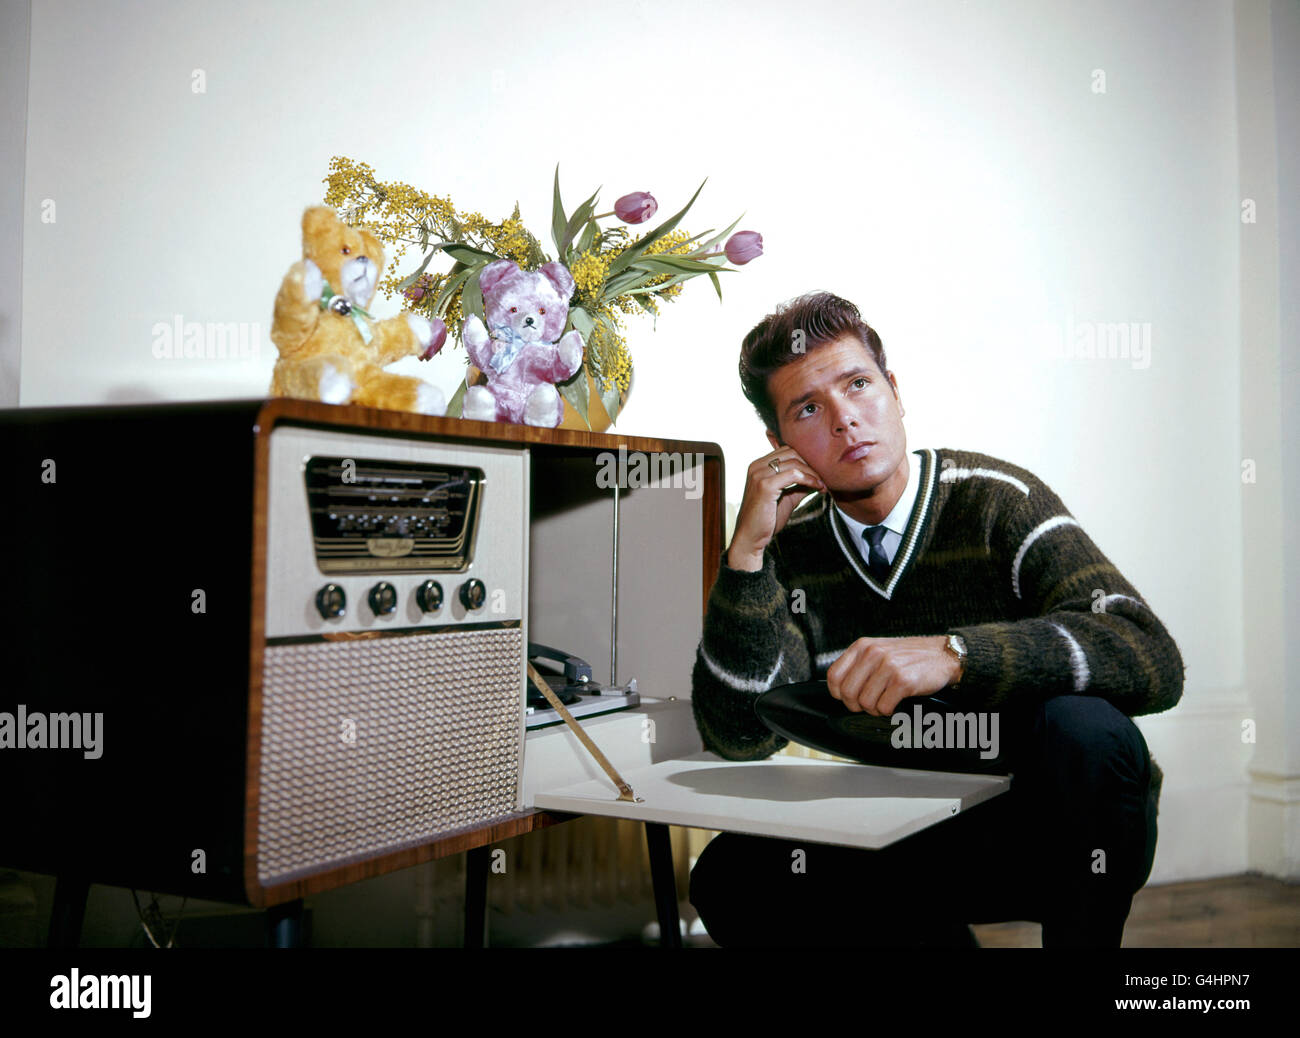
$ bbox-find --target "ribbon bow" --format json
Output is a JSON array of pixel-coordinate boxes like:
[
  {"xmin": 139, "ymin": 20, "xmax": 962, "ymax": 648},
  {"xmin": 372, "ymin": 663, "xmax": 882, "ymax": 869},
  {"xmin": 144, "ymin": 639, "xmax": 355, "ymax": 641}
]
[
  {"xmin": 487, "ymin": 324, "xmax": 533, "ymax": 374},
  {"xmin": 319, "ymin": 280, "xmax": 374, "ymax": 346}
]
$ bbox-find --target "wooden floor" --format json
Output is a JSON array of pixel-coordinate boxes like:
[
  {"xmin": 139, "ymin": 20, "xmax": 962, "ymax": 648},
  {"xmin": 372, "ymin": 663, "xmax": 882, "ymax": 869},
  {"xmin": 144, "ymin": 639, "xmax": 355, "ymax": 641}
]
[{"xmin": 969, "ymin": 873, "xmax": 1300, "ymax": 948}]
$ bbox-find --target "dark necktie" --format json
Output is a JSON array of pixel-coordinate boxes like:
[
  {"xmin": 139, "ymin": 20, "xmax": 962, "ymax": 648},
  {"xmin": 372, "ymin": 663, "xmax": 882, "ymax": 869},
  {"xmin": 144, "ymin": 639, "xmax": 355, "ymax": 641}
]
[{"xmin": 862, "ymin": 526, "xmax": 891, "ymax": 583}]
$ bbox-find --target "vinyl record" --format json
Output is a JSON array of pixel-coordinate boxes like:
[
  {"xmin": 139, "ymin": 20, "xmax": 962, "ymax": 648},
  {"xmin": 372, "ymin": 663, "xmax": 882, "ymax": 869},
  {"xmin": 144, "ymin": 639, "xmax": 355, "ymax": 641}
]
[{"xmin": 754, "ymin": 681, "xmax": 1012, "ymax": 775}]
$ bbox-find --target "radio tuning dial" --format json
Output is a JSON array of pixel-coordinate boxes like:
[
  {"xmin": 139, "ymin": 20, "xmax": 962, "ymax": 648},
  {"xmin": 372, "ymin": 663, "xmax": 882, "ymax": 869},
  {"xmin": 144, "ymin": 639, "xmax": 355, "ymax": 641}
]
[
  {"xmin": 368, "ymin": 581, "xmax": 398, "ymax": 616},
  {"xmin": 316, "ymin": 584, "xmax": 346, "ymax": 619},
  {"xmin": 459, "ymin": 579, "xmax": 487, "ymax": 611},
  {"xmin": 416, "ymin": 580, "xmax": 443, "ymax": 612}
]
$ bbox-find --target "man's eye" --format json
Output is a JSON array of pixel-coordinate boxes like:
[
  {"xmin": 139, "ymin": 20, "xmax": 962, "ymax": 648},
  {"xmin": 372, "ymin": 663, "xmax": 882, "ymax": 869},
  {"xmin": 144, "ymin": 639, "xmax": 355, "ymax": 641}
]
[
  {"xmin": 851, "ymin": 377, "xmax": 868, "ymax": 389},
  {"xmin": 799, "ymin": 403, "xmax": 817, "ymax": 417}
]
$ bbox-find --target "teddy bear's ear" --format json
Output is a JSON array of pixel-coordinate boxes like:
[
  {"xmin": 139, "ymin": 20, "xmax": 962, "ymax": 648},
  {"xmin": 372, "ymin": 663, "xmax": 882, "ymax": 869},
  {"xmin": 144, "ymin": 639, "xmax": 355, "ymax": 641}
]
[
  {"xmin": 478, "ymin": 259, "xmax": 518, "ymax": 296},
  {"xmin": 302, "ymin": 206, "xmax": 339, "ymax": 240},
  {"xmin": 540, "ymin": 262, "xmax": 576, "ymax": 302}
]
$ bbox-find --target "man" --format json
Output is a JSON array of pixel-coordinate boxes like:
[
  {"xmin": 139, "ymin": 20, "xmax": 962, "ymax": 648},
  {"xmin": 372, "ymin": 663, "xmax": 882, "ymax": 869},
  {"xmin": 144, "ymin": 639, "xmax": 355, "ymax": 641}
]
[{"xmin": 688, "ymin": 291, "xmax": 1184, "ymax": 948}]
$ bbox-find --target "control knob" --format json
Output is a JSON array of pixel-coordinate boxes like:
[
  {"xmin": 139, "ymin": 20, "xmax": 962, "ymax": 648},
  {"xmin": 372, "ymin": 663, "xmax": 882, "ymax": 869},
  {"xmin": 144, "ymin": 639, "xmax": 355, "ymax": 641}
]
[
  {"xmin": 459, "ymin": 578, "xmax": 487, "ymax": 610},
  {"xmin": 368, "ymin": 581, "xmax": 398, "ymax": 616},
  {"xmin": 416, "ymin": 580, "xmax": 444, "ymax": 613},
  {"xmin": 316, "ymin": 584, "xmax": 346, "ymax": 619}
]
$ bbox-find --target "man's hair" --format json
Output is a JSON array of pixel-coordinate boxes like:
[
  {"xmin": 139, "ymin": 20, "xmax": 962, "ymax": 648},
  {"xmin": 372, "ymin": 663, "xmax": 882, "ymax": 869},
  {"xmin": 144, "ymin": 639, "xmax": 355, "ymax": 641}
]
[{"xmin": 739, "ymin": 291, "xmax": 889, "ymax": 436}]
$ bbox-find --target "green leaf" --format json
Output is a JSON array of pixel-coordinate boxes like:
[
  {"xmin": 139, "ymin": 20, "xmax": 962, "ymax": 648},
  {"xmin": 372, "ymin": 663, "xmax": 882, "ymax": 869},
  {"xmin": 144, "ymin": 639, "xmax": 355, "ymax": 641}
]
[
  {"xmin": 674, "ymin": 227, "xmax": 715, "ymax": 249},
  {"xmin": 556, "ymin": 366, "xmax": 590, "ymax": 428},
  {"xmin": 462, "ymin": 267, "xmax": 485, "ymax": 324},
  {"xmin": 625, "ymin": 270, "xmax": 708, "ymax": 295},
  {"xmin": 445, "ymin": 379, "xmax": 467, "ymax": 418},
  {"xmin": 577, "ymin": 219, "xmax": 598, "ymax": 255},
  {"xmin": 606, "ymin": 178, "xmax": 708, "ymax": 278},
  {"xmin": 600, "ymin": 380, "xmax": 622, "ymax": 425},
  {"xmin": 560, "ymin": 188, "xmax": 602, "ymax": 258},
  {"xmin": 432, "ymin": 264, "xmax": 474, "ymax": 316},
  {"xmin": 395, "ymin": 249, "xmax": 437, "ymax": 291},
  {"xmin": 441, "ymin": 243, "xmax": 501, "ymax": 266},
  {"xmin": 631, "ymin": 255, "xmax": 729, "ymax": 274},
  {"xmin": 698, "ymin": 212, "xmax": 744, "ymax": 254},
  {"xmin": 603, "ymin": 269, "xmax": 657, "ymax": 297},
  {"xmin": 568, "ymin": 305, "xmax": 595, "ymax": 338},
  {"xmin": 551, "ymin": 165, "xmax": 567, "ymax": 256},
  {"xmin": 708, "ymin": 271, "xmax": 723, "ymax": 301}
]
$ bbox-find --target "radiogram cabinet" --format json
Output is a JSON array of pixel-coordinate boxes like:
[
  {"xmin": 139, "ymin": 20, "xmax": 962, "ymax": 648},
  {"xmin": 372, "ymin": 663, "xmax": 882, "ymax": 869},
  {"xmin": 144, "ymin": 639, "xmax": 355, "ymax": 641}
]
[{"xmin": 0, "ymin": 398, "xmax": 724, "ymax": 914}]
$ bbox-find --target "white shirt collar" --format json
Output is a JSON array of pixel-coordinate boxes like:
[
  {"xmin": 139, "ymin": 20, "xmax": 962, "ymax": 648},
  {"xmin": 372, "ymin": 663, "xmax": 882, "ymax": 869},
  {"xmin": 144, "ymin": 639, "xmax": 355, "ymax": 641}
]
[{"xmin": 834, "ymin": 449, "xmax": 922, "ymax": 543}]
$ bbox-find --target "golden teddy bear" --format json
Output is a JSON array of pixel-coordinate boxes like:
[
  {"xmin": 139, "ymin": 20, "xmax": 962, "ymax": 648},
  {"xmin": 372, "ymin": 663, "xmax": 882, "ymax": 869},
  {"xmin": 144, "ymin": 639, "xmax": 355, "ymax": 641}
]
[{"xmin": 270, "ymin": 206, "xmax": 447, "ymax": 413}]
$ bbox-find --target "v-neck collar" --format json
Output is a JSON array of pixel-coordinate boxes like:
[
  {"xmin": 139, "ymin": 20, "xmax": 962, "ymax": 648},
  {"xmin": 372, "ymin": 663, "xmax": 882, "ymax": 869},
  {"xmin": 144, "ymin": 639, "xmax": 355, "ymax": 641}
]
[{"xmin": 826, "ymin": 448, "xmax": 937, "ymax": 600}]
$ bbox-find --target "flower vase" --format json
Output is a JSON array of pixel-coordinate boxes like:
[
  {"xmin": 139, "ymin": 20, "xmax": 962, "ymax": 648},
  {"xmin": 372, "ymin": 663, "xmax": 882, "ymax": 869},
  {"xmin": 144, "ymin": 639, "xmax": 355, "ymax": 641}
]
[{"xmin": 462, "ymin": 365, "xmax": 624, "ymax": 433}]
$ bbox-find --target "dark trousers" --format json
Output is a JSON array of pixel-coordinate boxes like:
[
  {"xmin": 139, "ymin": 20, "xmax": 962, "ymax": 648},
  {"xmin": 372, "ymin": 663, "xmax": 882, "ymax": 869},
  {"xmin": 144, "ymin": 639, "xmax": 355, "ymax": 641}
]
[{"xmin": 688, "ymin": 695, "xmax": 1158, "ymax": 948}]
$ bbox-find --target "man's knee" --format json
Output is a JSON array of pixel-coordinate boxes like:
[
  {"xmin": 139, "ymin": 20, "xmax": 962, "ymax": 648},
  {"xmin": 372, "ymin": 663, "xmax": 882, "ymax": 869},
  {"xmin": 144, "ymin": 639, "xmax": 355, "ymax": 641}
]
[
  {"xmin": 688, "ymin": 833, "xmax": 775, "ymax": 939},
  {"xmin": 1023, "ymin": 695, "xmax": 1151, "ymax": 792}
]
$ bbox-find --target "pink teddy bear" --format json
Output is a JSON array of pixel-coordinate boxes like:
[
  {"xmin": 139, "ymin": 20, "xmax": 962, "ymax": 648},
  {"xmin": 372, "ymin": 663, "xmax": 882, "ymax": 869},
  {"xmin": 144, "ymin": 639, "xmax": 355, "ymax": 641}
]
[{"xmin": 461, "ymin": 259, "xmax": 585, "ymax": 427}]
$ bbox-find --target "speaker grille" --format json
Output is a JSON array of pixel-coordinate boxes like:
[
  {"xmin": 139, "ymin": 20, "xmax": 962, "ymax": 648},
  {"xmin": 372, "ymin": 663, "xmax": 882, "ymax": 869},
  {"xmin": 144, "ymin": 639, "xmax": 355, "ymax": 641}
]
[{"xmin": 257, "ymin": 627, "xmax": 523, "ymax": 885}]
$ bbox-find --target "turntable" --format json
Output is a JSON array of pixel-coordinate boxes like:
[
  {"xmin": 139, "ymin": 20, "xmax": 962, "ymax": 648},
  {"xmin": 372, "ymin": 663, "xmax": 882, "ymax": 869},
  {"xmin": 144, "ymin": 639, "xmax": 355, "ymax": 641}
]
[{"xmin": 525, "ymin": 642, "xmax": 640, "ymax": 729}]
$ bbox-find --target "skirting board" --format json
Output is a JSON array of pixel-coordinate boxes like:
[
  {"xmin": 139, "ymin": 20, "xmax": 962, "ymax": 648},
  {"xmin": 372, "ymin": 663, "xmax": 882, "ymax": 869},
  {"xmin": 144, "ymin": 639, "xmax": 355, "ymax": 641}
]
[{"xmin": 534, "ymin": 751, "xmax": 1012, "ymax": 850}]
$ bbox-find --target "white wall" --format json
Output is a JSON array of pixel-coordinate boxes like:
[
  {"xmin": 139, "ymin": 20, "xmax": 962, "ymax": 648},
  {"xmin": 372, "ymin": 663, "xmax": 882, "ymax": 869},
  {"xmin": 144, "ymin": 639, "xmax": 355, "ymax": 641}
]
[
  {"xmin": 0, "ymin": 0, "xmax": 29, "ymax": 406},
  {"xmin": 8, "ymin": 0, "xmax": 1296, "ymax": 888}
]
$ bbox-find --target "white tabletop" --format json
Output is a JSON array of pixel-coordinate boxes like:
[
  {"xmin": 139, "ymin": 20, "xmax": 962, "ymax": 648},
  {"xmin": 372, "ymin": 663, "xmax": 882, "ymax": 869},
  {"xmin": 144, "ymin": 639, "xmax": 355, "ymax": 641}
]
[{"xmin": 534, "ymin": 750, "xmax": 1012, "ymax": 850}]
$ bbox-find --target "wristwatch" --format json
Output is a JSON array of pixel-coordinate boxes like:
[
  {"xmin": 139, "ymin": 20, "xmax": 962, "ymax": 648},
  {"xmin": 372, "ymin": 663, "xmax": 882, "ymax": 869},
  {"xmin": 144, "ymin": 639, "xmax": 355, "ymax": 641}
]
[{"xmin": 943, "ymin": 634, "xmax": 968, "ymax": 686}]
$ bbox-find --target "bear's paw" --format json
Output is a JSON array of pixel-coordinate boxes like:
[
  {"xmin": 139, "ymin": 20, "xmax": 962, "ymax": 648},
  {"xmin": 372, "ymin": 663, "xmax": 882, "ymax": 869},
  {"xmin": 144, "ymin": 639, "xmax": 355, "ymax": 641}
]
[
  {"xmin": 406, "ymin": 312, "xmax": 434, "ymax": 348},
  {"xmin": 523, "ymin": 384, "xmax": 561, "ymax": 427},
  {"xmin": 318, "ymin": 362, "xmax": 355, "ymax": 405},
  {"xmin": 462, "ymin": 385, "xmax": 498, "ymax": 422},
  {"xmin": 414, "ymin": 383, "xmax": 447, "ymax": 416},
  {"xmin": 302, "ymin": 259, "xmax": 323, "ymax": 304}
]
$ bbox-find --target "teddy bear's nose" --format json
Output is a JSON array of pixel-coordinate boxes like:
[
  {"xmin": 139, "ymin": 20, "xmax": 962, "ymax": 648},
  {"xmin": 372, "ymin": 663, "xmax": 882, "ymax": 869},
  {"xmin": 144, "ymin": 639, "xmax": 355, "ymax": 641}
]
[{"xmin": 524, "ymin": 316, "xmax": 534, "ymax": 326}]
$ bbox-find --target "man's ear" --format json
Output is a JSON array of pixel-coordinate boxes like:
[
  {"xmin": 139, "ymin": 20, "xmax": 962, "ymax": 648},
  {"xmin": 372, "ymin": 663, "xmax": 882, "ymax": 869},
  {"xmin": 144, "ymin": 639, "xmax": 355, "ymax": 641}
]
[
  {"xmin": 765, "ymin": 428, "xmax": 783, "ymax": 451},
  {"xmin": 888, "ymin": 371, "xmax": 904, "ymax": 418}
]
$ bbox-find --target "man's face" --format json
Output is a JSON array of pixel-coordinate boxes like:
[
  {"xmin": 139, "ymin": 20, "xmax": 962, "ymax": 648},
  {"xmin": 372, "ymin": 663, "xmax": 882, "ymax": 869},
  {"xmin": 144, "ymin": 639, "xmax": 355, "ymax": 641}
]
[{"xmin": 765, "ymin": 334, "xmax": 908, "ymax": 507}]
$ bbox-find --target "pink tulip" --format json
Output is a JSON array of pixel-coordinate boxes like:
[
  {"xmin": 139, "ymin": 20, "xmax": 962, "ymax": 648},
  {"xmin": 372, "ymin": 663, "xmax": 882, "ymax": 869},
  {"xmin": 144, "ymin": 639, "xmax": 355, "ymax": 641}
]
[
  {"xmin": 614, "ymin": 191, "xmax": 658, "ymax": 224},
  {"xmin": 724, "ymin": 230, "xmax": 763, "ymax": 265},
  {"xmin": 419, "ymin": 318, "xmax": 448, "ymax": 361}
]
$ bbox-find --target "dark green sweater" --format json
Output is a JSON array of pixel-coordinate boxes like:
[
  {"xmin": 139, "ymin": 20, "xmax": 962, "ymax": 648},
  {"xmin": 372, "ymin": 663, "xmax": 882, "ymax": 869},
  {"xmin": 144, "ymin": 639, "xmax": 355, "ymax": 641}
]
[{"xmin": 691, "ymin": 447, "xmax": 1184, "ymax": 804}]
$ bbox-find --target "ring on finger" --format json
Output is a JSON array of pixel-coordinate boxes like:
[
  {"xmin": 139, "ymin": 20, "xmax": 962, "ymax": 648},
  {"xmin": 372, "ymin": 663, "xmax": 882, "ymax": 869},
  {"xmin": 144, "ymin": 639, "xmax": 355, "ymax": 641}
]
[{"xmin": 768, "ymin": 459, "xmax": 781, "ymax": 473}]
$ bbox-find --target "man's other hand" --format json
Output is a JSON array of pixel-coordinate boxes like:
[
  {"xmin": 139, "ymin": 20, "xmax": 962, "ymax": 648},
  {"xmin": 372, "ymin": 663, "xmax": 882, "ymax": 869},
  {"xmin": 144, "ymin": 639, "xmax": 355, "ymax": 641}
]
[
  {"xmin": 826, "ymin": 635, "xmax": 961, "ymax": 715},
  {"xmin": 727, "ymin": 446, "xmax": 827, "ymax": 571}
]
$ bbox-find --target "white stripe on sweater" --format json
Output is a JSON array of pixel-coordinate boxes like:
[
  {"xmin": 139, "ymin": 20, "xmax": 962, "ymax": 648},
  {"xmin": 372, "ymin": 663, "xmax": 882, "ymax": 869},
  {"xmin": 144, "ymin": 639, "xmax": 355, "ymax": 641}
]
[
  {"xmin": 700, "ymin": 644, "xmax": 785, "ymax": 693},
  {"xmin": 939, "ymin": 466, "xmax": 1030, "ymax": 496},
  {"xmin": 786, "ymin": 496, "xmax": 827, "ymax": 526},
  {"xmin": 1011, "ymin": 515, "xmax": 1080, "ymax": 598},
  {"xmin": 1050, "ymin": 622, "xmax": 1091, "ymax": 692},
  {"xmin": 1098, "ymin": 593, "xmax": 1144, "ymax": 612},
  {"xmin": 815, "ymin": 648, "xmax": 846, "ymax": 670}
]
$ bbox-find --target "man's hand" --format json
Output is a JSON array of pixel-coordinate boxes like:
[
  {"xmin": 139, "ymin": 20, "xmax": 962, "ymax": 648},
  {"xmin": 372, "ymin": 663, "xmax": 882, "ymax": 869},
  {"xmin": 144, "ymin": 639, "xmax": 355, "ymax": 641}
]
[
  {"xmin": 826, "ymin": 635, "xmax": 961, "ymax": 715},
  {"xmin": 727, "ymin": 446, "xmax": 827, "ymax": 572}
]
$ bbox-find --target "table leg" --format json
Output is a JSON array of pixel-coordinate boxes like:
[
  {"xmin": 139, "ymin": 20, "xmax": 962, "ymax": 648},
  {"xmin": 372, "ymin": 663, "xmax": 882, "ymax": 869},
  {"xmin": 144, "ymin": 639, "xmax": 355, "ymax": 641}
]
[
  {"xmin": 465, "ymin": 845, "xmax": 489, "ymax": 948},
  {"xmin": 645, "ymin": 823, "xmax": 681, "ymax": 948},
  {"xmin": 266, "ymin": 898, "xmax": 303, "ymax": 948},
  {"xmin": 48, "ymin": 874, "xmax": 89, "ymax": 949}
]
